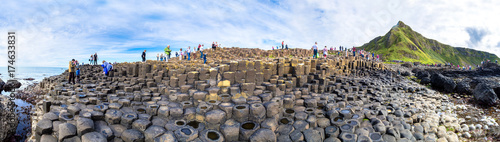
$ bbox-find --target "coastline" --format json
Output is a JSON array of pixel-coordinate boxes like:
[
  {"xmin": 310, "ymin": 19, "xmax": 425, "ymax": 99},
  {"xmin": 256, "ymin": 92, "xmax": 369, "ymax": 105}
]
[{"xmin": 19, "ymin": 48, "xmax": 500, "ymax": 141}]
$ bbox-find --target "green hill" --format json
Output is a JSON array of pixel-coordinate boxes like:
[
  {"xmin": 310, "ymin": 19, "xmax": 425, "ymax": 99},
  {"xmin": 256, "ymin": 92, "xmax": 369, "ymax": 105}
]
[{"xmin": 358, "ymin": 21, "xmax": 499, "ymax": 66}]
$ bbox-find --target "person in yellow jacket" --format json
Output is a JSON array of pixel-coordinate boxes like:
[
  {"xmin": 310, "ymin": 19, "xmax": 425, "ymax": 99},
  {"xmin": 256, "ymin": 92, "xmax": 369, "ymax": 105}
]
[
  {"xmin": 164, "ymin": 45, "xmax": 172, "ymax": 60},
  {"xmin": 68, "ymin": 59, "xmax": 76, "ymax": 84}
]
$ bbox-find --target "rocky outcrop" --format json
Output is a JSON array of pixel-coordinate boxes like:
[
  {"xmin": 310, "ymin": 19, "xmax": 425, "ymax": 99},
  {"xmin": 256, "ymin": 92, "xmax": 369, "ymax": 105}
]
[
  {"xmin": 0, "ymin": 95, "xmax": 19, "ymax": 142},
  {"xmin": 3, "ymin": 79, "xmax": 21, "ymax": 92},
  {"xmin": 431, "ymin": 73, "xmax": 456, "ymax": 93},
  {"xmin": 27, "ymin": 47, "xmax": 469, "ymax": 141},
  {"xmin": 0, "ymin": 79, "xmax": 5, "ymax": 92},
  {"xmin": 473, "ymin": 83, "xmax": 499, "ymax": 106}
]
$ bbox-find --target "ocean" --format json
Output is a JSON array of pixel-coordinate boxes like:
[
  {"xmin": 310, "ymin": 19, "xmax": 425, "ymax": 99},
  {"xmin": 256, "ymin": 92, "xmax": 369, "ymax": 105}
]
[{"xmin": 0, "ymin": 67, "xmax": 66, "ymax": 142}]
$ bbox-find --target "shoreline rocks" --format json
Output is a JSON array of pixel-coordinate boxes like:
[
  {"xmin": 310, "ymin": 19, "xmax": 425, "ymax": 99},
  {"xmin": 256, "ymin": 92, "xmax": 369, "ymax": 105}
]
[{"xmin": 25, "ymin": 48, "xmax": 497, "ymax": 141}]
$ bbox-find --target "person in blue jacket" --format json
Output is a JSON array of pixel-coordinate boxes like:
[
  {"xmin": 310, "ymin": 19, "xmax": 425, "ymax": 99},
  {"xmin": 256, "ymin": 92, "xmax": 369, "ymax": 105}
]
[
  {"xmin": 101, "ymin": 60, "xmax": 113, "ymax": 76},
  {"xmin": 76, "ymin": 67, "xmax": 81, "ymax": 83}
]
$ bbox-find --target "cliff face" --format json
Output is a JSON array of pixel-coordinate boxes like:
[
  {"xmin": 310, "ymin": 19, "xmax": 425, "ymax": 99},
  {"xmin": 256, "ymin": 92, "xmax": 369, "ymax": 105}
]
[{"xmin": 359, "ymin": 21, "xmax": 499, "ymax": 66}]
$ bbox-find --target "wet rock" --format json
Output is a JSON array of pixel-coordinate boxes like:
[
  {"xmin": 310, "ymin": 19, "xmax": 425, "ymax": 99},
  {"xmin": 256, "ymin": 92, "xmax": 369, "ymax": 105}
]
[
  {"xmin": 174, "ymin": 126, "xmax": 198, "ymax": 142},
  {"xmin": 239, "ymin": 121, "xmax": 260, "ymax": 141},
  {"xmin": 105, "ymin": 109, "xmax": 124, "ymax": 124},
  {"xmin": 200, "ymin": 129, "xmax": 225, "ymax": 142},
  {"xmin": 94, "ymin": 121, "xmax": 114, "ymax": 140},
  {"xmin": 2, "ymin": 79, "xmax": 21, "ymax": 91}
]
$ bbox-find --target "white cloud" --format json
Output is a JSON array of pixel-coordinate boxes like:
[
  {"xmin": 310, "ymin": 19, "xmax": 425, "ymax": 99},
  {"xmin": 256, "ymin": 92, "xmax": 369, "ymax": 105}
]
[{"xmin": 1, "ymin": 0, "xmax": 500, "ymax": 67}]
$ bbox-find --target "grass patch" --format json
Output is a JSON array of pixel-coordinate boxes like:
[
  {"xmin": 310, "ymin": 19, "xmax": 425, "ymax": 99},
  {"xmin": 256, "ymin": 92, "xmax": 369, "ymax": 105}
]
[{"xmin": 359, "ymin": 21, "xmax": 500, "ymax": 66}]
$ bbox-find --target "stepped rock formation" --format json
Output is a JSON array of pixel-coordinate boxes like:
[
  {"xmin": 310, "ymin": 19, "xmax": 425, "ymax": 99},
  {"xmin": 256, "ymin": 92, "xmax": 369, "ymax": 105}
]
[{"xmin": 27, "ymin": 47, "xmax": 471, "ymax": 141}]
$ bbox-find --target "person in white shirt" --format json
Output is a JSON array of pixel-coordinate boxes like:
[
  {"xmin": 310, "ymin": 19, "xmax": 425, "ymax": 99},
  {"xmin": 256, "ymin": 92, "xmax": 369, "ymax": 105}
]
[{"xmin": 200, "ymin": 44, "xmax": 204, "ymax": 59}]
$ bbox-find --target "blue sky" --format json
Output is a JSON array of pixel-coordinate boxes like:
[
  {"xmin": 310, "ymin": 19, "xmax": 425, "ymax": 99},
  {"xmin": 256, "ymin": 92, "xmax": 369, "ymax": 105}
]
[{"xmin": 1, "ymin": 0, "xmax": 500, "ymax": 67}]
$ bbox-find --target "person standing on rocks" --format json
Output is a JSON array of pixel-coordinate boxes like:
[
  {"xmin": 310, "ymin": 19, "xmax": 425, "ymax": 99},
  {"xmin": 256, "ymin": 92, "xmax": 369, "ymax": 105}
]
[
  {"xmin": 142, "ymin": 50, "xmax": 146, "ymax": 62},
  {"xmin": 286, "ymin": 44, "xmax": 288, "ymax": 50},
  {"xmin": 282, "ymin": 41, "xmax": 284, "ymax": 49},
  {"xmin": 313, "ymin": 42, "xmax": 318, "ymax": 59},
  {"xmin": 156, "ymin": 53, "xmax": 159, "ymax": 61},
  {"xmin": 323, "ymin": 46, "xmax": 327, "ymax": 58},
  {"xmin": 94, "ymin": 53, "xmax": 98, "ymax": 65},
  {"xmin": 179, "ymin": 48, "xmax": 184, "ymax": 60},
  {"xmin": 164, "ymin": 45, "xmax": 172, "ymax": 60},
  {"xmin": 89, "ymin": 55, "xmax": 93, "ymax": 65},
  {"xmin": 188, "ymin": 46, "xmax": 192, "ymax": 61},
  {"xmin": 76, "ymin": 67, "xmax": 80, "ymax": 83},
  {"xmin": 200, "ymin": 44, "xmax": 204, "ymax": 59},
  {"xmin": 68, "ymin": 59, "xmax": 76, "ymax": 84}
]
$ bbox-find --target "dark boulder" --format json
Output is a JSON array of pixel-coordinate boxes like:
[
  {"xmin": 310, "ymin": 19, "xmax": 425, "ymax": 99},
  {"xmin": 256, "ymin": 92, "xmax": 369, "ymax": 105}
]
[
  {"xmin": 401, "ymin": 71, "xmax": 410, "ymax": 77},
  {"xmin": 456, "ymin": 81, "xmax": 472, "ymax": 95},
  {"xmin": 473, "ymin": 83, "xmax": 499, "ymax": 106},
  {"xmin": 411, "ymin": 68, "xmax": 422, "ymax": 74},
  {"xmin": 431, "ymin": 73, "xmax": 456, "ymax": 93},
  {"xmin": 420, "ymin": 77, "xmax": 431, "ymax": 85},
  {"xmin": 401, "ymin": 62, "xmax": 413, "ymax": 68},
  {"xmin": 3, "ymin": 80, "xmax": 21, "ymax": 92},
  {"xmin": 416, "ymin": 71, "xmax": 430, "ymax": 80},
  {"xmin": 0, "ymin": 79, "xmax": 4, "ymax": 92}
]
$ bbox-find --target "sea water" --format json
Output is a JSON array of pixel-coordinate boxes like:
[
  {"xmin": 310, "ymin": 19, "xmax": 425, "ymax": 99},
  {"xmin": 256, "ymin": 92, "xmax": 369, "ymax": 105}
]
[{"xmin": 0, "ymin": 67, "xmax": 65, "ymax": 142}]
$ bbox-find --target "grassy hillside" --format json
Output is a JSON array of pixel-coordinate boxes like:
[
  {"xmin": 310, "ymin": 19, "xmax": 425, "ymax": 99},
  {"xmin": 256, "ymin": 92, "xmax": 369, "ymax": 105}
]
[{"xmin": 359, "ymin": 21, "xmax": 499, "ymax": 66}]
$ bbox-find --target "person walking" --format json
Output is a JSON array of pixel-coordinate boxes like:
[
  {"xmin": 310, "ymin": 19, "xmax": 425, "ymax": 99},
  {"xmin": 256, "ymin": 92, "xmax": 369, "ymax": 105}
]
[
  {"xmin": 157, "ymin": 53, "xmax": 159, "ymax": 61},
  {"xmin": 68, "ymin": 59, "xmax": 76, "ymax": 84},
  {"xmin": 160, "ymin": 54, "xmax": 164, "ymax": 61},
  {"xmin": 286, "ymin": 44, "xmax": 288, "ymax": 50},
  {"xmin": 164, "ymin": 45, "xmax": 172, "ymax": 60},
  {"xmin": 94, "ymin": 53, "xmax": 98, "ymax": 65},
  {"xmin": 313, "ymin": 42, "xmax": 318, "ymax": 59},
  {"xmin": 142, "ymin": 50, "xmax": 146, "ymax": 62}
]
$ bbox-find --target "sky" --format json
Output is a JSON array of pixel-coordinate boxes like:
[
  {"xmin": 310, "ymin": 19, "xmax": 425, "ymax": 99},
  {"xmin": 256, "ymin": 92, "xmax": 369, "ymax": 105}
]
[{"xmin": 1, "ymin": 0, "xmax": 500, "ymax": 67}]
